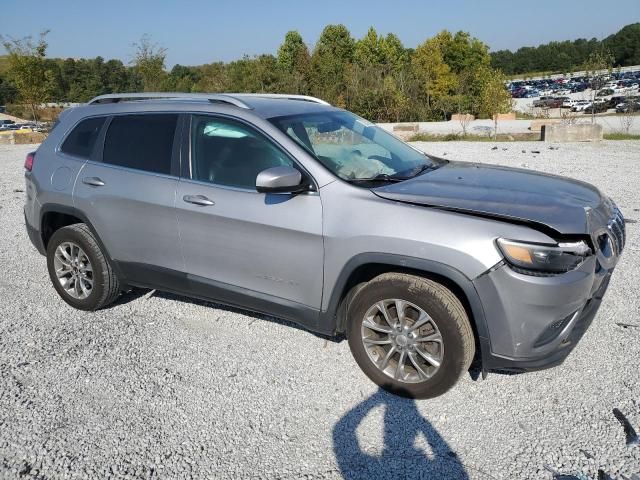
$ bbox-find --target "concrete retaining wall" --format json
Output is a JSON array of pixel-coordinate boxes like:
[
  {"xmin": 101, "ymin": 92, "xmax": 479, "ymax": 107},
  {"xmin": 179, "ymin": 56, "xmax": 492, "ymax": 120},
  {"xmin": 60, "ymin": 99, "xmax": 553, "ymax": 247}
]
[
  {"xmin": 0, "ymin": 131, "xmax": 47, "ymax": 145},
  {"xmin": 542, "ymin": 123, "xmax": 603, "ymax": 142},
  {"xmin": 530, "ymin": 119, "xmax": 560, "ymax": 132}
]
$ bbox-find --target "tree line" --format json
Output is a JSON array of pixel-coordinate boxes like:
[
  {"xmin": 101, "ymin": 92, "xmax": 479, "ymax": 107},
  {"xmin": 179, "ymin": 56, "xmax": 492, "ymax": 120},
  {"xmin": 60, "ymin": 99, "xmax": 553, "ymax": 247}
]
[
  {"xmin": 490, "ymin": 23, "xmax": 640, "ymax": 76},
  {"xmin": 3, "ymin": 24, "xmax": 637, "ymax": 122},
  {"xmin": 1, "ymin": 26, "xmax": 513, "ymax": 123}
]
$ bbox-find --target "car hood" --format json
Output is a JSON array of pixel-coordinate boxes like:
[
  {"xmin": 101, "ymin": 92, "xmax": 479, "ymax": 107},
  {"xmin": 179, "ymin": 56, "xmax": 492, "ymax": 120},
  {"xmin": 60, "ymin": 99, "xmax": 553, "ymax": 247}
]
[{"xmin": 373, "ymin": 161, "xmax": 606, "ymax": 235}]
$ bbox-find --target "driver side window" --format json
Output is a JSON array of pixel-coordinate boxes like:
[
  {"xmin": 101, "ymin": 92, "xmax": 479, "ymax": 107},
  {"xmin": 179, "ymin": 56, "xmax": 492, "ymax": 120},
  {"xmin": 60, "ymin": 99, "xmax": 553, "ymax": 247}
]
[{"xmin": 191, "ymin": 115, "xmax": 293, "ymax": 190}]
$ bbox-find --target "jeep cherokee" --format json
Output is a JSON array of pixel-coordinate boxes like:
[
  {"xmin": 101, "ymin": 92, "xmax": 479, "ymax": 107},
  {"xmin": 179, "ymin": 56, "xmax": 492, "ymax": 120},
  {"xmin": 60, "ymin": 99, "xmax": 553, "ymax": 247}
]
[{"xmin": 24, "ymin": 93, "xmax": 625, "ymax": 398}]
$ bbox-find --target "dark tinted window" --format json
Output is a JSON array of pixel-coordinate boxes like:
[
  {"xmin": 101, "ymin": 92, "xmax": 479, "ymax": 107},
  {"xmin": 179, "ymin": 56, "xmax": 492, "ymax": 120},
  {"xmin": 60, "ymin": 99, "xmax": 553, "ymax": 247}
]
[
  {"xmin": 103, "ymin": 114, "xmax": 177, "ymax": 175},
  {"xmin": 61, "ymin": 117, "xmax": 105, "ymax": 158},
  {"xmin": 191, "ymin": 115, "xmax": 292, "ymax": 190}
]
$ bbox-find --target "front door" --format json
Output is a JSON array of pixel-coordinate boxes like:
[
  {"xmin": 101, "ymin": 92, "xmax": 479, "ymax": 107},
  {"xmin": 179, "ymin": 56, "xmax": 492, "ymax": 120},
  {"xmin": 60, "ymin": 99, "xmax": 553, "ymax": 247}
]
[{"xmin": 175, "ymin": 115, "xmax": 324, "ymax": 314}]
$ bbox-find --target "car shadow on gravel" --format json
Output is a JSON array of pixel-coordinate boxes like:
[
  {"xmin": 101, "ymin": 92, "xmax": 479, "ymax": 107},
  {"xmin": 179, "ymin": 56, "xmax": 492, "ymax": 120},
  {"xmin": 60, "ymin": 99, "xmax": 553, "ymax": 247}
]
[
  {"xmin": 116, "ymin": 288, "xmax": 344, "ymax": 342},
  {"xmin": 333, "ymin": 388, "xmax": 469, "ymax": 479}
]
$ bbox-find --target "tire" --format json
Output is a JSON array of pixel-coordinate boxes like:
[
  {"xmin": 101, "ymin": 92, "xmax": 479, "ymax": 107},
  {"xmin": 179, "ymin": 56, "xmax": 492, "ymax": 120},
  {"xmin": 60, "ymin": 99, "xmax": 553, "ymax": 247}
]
[
  {"xmin": 46, "ymin": 223, "xmax": 120, "ymax": 310},
  {"xmin": 346, "ymin": 273, "xmax": 475, "ymax": 399}
]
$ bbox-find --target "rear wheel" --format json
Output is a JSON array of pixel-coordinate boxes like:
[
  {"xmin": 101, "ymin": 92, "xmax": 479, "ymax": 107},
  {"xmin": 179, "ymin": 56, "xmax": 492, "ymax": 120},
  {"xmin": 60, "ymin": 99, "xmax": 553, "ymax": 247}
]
[
  {"xmin": 46, "ymin": 224, "xmax": 120, "ymax": 310},
  {"xmin": 347, "ymin": 273, "xmax": 475, "ymax": 399}
]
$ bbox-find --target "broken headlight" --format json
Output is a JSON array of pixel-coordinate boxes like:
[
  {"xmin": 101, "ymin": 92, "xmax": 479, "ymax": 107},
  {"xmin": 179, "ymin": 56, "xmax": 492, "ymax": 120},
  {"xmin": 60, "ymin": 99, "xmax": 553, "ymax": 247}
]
[{"xmin": 496, "ymin": 238, "xmax": 592, "ymax": 274}]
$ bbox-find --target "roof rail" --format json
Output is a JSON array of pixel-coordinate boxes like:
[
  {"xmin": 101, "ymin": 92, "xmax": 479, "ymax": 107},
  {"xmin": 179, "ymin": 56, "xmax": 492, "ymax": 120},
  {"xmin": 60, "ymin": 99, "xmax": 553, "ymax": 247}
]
[
  {"xmin": 87, "ymin": 92, "xmax": 331, "ymax": 108},
  {"xmin": 231, "ymin": 94, "xmax": 331, "ymax": 105},
  {"xmin": 87, "ymin": 92, "xmax": 253, "ymax": 109}
]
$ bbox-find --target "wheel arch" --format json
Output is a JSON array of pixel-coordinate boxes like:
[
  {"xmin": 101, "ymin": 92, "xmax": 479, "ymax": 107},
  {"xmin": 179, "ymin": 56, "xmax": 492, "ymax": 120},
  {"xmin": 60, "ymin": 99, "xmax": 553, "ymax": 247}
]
[
  {"xmin": 323, "ymin": 253, "xmax": 491, "ymax": 366},
  {"xmin": 39, "ymin": 204, "xmax": 124, "ymax": 281}
]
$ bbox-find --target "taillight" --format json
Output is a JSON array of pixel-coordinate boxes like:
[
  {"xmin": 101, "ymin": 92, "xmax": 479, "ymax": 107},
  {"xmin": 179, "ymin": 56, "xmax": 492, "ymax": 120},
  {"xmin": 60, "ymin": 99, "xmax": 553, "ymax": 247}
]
[{"xmin": 25, "ymin": 152, "xmax": 35, "ymax": 171}]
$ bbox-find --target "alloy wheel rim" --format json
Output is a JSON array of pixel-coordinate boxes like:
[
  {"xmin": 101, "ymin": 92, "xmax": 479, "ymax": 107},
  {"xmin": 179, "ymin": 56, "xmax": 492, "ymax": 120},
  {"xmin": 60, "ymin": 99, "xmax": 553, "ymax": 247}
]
[
  {"xmin": 361, "ymin": 299, "xmax": 444, "ymax": 384},
  {"xmin": 53, "ymin": 242, "xmax": 94, "ymax": 300}
]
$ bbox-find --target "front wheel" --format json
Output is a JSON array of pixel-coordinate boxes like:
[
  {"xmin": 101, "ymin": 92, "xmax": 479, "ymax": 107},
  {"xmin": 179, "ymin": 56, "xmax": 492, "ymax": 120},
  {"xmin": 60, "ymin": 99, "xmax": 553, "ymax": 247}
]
[{"xmin": 347, "ymin": 273, "xmax": 475, "ymax": 399}]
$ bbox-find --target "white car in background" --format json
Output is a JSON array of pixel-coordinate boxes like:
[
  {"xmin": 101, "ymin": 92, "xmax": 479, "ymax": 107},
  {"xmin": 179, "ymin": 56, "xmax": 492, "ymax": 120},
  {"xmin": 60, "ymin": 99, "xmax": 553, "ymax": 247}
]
[{"xmin": 571, "ymin": 100, "xmax": 591, "ymax": 112}]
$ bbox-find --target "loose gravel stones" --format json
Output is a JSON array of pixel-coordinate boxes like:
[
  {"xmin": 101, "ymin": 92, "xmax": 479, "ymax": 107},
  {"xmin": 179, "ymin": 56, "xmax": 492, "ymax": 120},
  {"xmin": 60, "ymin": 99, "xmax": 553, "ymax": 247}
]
[{"xmin": 1, "ymin": 142, "xmax": 639, "ymax": 479}]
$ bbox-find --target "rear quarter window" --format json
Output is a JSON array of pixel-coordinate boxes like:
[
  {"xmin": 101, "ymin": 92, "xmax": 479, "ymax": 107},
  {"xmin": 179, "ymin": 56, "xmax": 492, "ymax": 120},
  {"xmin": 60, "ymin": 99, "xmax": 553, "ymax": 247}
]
[{"xmin": 60, "ymin": 116, "xmax": 106, "ymax": 158}]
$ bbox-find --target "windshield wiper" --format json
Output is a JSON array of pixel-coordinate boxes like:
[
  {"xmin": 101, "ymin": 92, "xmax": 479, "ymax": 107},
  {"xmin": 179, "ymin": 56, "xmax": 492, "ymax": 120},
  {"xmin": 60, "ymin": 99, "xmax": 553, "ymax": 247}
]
[
  {"xmin": 406, "ymin": 163, "xmax": 438, "ymax": 178},
  {"xmin": 345, "ymin": 173, "xmax": 408, "ymax": 184}
]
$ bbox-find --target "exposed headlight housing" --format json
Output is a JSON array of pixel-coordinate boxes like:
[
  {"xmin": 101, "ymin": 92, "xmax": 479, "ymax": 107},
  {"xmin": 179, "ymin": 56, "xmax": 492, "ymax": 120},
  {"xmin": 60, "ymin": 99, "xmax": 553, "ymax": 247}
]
[{"xmin": 496, "ymin": 238, "xmax": 592, "ymax": 274}]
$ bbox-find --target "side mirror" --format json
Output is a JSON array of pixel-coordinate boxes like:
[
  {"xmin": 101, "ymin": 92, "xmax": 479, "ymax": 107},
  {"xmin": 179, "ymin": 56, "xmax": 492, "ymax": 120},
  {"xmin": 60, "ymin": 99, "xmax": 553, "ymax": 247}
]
[{"xmin": 256, "ymin": 166, "xmax": 307, "ymax": 194}]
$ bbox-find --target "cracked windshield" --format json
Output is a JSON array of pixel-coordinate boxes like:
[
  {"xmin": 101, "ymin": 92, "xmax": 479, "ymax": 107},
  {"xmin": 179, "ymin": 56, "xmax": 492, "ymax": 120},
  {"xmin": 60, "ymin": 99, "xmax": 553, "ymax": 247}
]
[{"xmin": 271, "ymin": 110, "xmax": 439, "ymax": 182}]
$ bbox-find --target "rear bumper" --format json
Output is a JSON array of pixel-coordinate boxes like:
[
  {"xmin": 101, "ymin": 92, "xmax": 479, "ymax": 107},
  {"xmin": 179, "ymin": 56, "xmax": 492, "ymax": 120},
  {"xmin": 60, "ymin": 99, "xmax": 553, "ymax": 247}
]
[
  {"xmin": 24, "ymin": 210, "xmax": 45, "ymax": 255},
  {"xmin": 474, "ymin": 258, "xmax": 613, "ymax": 373}
]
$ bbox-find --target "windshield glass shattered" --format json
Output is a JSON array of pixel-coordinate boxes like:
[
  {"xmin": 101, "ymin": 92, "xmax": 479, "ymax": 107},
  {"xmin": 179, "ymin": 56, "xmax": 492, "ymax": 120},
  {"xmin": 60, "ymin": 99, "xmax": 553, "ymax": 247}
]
[{"xmin": 269, "ymin": 110, "xmax": 442, "ymax": 184}]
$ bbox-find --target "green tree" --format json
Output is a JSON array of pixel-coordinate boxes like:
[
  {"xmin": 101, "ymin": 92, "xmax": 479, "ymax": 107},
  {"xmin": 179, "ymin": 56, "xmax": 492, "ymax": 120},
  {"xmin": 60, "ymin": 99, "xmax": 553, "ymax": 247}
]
[
  {"xmin": 354, "ymin": 28, "xmax": 408, "ymax": 73},
  {"xmin": 131, "ymin": 34, "xmax": 167, "ymax": 92},
  {"xmin": 277, "ymin": 31, "xmax": 308, "ymax": 72},
  {"xmin": 1, "ymin": 31, "xmax": 53, "ymax": 121},
  {"xmin": 477, "ymin": 66, "xmax": 512, "ymax": 138},
  {"xmin": 277, "ymin": 31, "xmax": 311, "ymax": 94},
  {"xmin": 436, "ymin": 30, "xmax": 490, "ymax": 74},
  {"xmin": 604, "ymin": 23, "xmax": 640, "ymax": 66},
  {"xmin": 412, "ymin": 36, "xmax": 457, "ymax": 119},
  {"xmin": 310, "ymin": 24, "xmax": 355, "ymax": 105}
]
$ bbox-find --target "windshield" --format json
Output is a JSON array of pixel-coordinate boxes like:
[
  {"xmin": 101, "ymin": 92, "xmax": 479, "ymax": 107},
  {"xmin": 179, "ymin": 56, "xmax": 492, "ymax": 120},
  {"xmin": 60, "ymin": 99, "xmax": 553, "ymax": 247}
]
[{"xmin": 269, "ymin": 110, "xmax": 441, "ymax": 183}]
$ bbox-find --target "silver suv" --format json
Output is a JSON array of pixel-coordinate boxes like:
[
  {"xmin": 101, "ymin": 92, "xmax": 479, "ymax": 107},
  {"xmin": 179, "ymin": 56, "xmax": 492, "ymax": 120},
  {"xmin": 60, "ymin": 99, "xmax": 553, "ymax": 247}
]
[{"xmin": 24, "ymin": 93, "xmax": 625, "ymax": 398}]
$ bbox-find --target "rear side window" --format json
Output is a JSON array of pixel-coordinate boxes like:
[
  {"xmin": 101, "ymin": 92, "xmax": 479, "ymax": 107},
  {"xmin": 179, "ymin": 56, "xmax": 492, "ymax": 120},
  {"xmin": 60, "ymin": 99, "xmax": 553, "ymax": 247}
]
[
  {"xmin": 103, "ymin": 114, "xmax": 178, "ymax": 175},
  {"xmin": 61, "ymin": 117, "xmax": 105, "ymax": 158}
]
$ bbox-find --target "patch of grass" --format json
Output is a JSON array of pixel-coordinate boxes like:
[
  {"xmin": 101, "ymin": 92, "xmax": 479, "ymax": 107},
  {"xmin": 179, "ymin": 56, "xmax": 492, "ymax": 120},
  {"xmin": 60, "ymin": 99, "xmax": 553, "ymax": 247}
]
[
  {"xmin": 408, "ymin": 132, "xmax": 541, "ymax": 142},
  {"xmin": 603, "ymin": 132, "xmax": 640, "ymax": 140},
  {"xmin": 515, "ymin": 111, "xmax": 538, "ymax": 120}
]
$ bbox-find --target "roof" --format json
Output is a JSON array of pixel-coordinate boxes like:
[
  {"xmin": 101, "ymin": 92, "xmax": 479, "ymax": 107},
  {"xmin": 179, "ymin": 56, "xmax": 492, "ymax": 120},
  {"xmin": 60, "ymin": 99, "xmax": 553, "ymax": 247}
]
[{"xmin": 85, "ymin": 92, "xmax": 338, "ymax": 119}]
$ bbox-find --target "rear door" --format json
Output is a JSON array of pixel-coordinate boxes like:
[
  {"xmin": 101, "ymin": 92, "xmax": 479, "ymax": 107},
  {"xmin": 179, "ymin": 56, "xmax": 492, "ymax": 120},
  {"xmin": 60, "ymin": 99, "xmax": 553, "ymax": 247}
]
[
  {"xmin": 175, "ymin": 114, "xmax": 324, "ymax": 311},
  {"xmin": 73, "ymin": 113, "xmax": 184, "ymax": 276}
]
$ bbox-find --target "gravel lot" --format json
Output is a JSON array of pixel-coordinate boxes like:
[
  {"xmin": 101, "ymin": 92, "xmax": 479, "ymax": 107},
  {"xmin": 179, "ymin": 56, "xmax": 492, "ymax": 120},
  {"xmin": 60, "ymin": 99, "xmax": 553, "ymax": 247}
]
[{"xmin": 1, "ymin": 141, "xmax": 639, "ymax": 479}]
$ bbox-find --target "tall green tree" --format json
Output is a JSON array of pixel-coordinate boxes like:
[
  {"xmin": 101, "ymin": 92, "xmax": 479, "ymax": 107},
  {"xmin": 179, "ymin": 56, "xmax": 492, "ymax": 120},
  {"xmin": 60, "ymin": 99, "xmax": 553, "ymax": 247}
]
[
  {"xmin": 604, "ymin": 23, "xmax": 640, "ymax": 66},
  {"xmin": 131, "ymin": 34, "xmax": 167, "ymax": 92},
  {"xmin": 310, "ymin": 24, "xmax": 355, "ymax": 105},
  {"xmin": 477, "ymin": 66, "xmax": 512, "ymax": 138},
  {"xmin": 412, "ymin": 35, "xmax": 457, "ymax": 118},
  {"xmin": 277, "ymin": 31, "xmax": 311, "ymax": 94},
  {"xmin": 1, "ymin": 31, "xmax": 53, "ymax": 121}
]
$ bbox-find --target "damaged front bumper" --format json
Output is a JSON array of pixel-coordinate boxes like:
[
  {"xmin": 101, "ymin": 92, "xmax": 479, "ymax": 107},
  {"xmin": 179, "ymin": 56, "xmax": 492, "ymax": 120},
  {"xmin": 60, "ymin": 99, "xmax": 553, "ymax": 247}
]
[{"xmin": 474, "ymin": 256, "xmax": 613, "ymax": 373}]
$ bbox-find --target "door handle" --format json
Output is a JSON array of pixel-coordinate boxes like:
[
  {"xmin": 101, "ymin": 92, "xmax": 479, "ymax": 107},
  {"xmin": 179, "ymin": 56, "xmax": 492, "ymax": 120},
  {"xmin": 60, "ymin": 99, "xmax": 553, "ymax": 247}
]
[
  {"xmin": 183, "ymin": 194, "xmax": 215, "ymax": 206},
  {"xmin": 82, "ymin": 177, "xmax": 105, "ymax": 187}
]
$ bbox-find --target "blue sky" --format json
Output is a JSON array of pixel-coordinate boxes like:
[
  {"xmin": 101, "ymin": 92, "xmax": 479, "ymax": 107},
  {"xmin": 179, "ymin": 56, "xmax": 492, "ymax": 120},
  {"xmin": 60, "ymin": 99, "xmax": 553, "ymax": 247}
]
[{"xmin": 1, "ymin": 0, "xmax": 638, "ymax": 67}]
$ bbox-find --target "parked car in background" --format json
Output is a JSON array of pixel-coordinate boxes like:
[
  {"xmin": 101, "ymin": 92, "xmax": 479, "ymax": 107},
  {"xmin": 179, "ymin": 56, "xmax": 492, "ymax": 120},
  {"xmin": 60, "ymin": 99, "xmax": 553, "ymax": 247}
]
[
  {"xmin": 616, "ymin": 101, "xmax": 640, "ymax": 113},
  {"xmin": 597, "ymin": 89, "xmax": 614, "ymax": 97},
  {"xmin": 584, "ymin": 102, "xmax": 608, "ymax": 114},
  {"xmin": 571, "ymin": 100, "xmax": 591, "ymax": 112},
  {"xmin": 533, "ymin": 96, "xmax": 562, "ymax": 108},
  {"xmin": 607, "ymin": 96, "xmax": 628, "ymax": 109}
]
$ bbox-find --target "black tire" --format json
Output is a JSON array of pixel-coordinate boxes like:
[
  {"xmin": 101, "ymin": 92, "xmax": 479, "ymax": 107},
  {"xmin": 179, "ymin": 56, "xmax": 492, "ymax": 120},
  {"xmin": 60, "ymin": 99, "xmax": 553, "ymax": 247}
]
[
  {"xmin": 347, "ymin": 273, "xmax": 475, "ymax": 399},
  {"xmin": 46, "ymin": 223, "xmax": 120, "ymax": 310}
]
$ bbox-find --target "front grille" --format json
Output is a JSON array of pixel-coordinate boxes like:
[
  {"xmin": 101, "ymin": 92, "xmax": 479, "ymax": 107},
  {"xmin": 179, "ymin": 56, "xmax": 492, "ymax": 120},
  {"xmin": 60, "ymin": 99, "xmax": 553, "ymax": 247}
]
[{"xmin": 608, "ymin": 206, "xmax": 626, "ymax": 255}]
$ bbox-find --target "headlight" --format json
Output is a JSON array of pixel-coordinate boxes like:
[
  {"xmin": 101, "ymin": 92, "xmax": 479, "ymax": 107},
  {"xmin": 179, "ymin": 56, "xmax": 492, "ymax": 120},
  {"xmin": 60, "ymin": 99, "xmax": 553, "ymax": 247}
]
[{"xmin": 496, "ymin": 238, "xmax": 592, "ymax": 274}]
